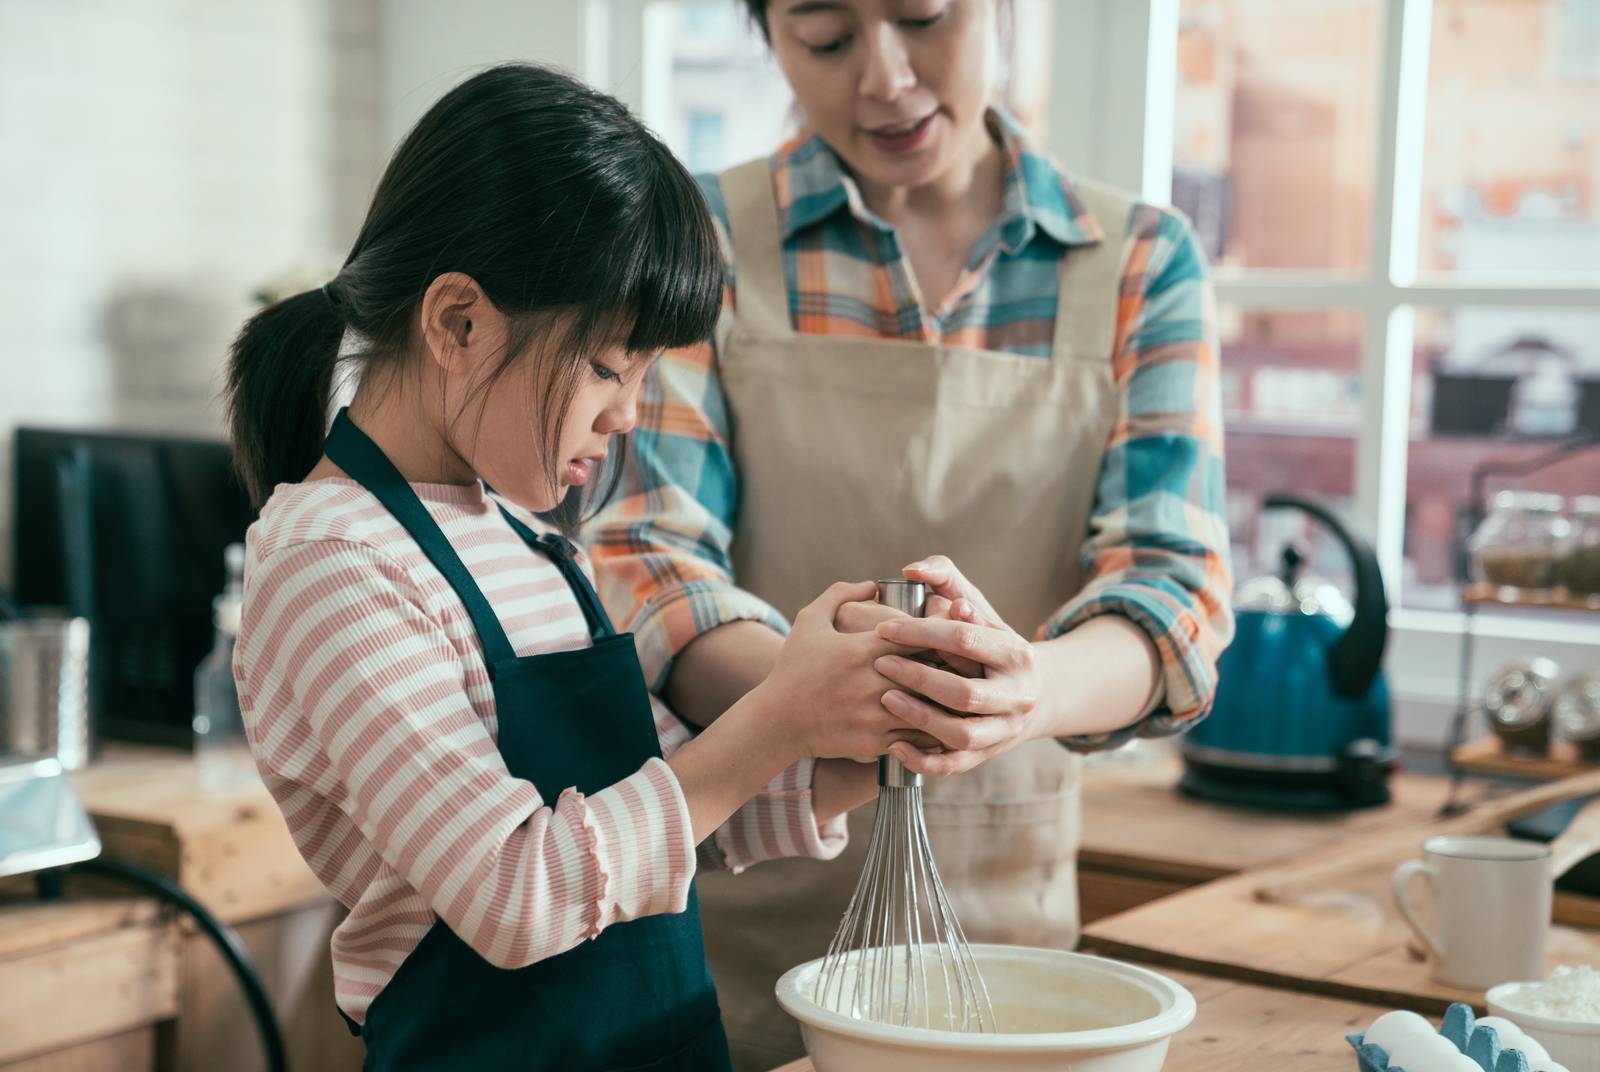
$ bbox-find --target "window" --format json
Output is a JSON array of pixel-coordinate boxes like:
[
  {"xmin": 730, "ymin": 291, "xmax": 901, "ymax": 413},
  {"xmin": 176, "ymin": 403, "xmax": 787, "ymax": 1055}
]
[
  {"xmin": 1174, "ymin": 0, "xmax": 1383, "ymax": 273},
  {"xmin": 1160, "ymin": 0, "xmax": 1600, "ymax": 738}
]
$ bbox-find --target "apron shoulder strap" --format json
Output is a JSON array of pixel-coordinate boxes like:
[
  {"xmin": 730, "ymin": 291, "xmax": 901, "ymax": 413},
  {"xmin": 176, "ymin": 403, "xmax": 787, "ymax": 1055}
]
[
  {"xmin": 1052, "ymin": 177, "xmax": 1140, "ymax": 364},
  {"xmin": 719, "ymin": 158, "xmax": 793, "ymax": 339},
  {"xmin": 323, "ymin": 410, "xmax": 519, "ymax": 666}
]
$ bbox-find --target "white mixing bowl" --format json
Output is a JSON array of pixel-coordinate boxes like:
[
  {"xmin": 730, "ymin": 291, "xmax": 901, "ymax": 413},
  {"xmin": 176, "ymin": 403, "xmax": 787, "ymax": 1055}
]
[{"xmin": 775, "ymin": 944, "xmax": 1196, "ymax": 1072}]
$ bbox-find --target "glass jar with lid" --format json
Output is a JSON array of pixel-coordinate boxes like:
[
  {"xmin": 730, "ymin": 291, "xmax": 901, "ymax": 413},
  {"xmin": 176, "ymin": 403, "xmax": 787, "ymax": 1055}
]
[
  {"xmin": 1468, "ymin": 491, "xmax": 1570, "ymax": 598},
  {"xmin": 1558, "ymin": 495, "xmax": 1600, "ymax": 604}
]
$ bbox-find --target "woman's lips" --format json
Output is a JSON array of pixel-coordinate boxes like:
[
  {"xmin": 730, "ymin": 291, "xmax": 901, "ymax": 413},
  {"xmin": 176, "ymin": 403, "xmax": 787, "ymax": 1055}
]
[{"xmin": 864, "ymin": 112, "xmax": 936, "ymax": 155}]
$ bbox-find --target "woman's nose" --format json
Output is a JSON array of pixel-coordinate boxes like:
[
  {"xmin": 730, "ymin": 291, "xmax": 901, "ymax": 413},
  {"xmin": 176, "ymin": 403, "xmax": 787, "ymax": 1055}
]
[{"xmin": 859, "ymin": 24, "xmax": 917, "ymax": 103}]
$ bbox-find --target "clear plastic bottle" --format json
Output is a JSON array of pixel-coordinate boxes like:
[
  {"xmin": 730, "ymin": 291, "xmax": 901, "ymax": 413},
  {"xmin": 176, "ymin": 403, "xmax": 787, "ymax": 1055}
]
[{"xmin": 194, "ymin": 543, "xmax": 257, "ymax": 789}]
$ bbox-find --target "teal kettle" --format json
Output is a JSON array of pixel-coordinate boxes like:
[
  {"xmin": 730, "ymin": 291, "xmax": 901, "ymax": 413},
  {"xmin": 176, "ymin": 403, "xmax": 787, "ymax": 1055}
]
[{"xmin": 1180, "ymin": 494, "xmax": 1394, "ymax": 810}]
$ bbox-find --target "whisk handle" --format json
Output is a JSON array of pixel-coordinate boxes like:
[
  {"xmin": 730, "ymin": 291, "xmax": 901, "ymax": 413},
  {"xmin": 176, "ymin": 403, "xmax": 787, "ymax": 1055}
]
[{"xmin": 875, "ymin": 580, "xmax": 928, "ymax": 790}]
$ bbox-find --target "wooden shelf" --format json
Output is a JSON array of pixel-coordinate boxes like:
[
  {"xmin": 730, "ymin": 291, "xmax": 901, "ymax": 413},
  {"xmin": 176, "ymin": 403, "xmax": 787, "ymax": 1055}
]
[
  {"xmin": 1461, "ymin": 582, "xmax": 1600, "ymax": 616},
  {"xmin": 1451, "ymin": 734, "xmax": 1600, "ymax": 781}
]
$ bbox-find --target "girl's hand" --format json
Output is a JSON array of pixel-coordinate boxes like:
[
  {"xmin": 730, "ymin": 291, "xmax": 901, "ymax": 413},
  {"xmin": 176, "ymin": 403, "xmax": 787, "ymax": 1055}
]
[
  {"xmin": 871, "ymin": 556, "xmax": 1044, "ymax": 776},
  {"xmin": 758, "ymin": 581, "xmax": 929, "ymax": 763},
  {"xmin": 834, "ymin": 591, "xmax": 984, "ymax": 678}
]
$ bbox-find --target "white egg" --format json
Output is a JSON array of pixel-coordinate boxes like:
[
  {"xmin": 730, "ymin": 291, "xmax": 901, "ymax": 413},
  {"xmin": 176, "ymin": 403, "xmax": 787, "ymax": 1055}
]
[
  {"xmin": 1517, "ymin": 1036, "xmax": 1552, "ymax": 1063},
  {"xmin": 1365, "ymin": 1009, "xmax": 1437, "ymax": 1056},
  {"xmin": 1386, "ymin": 1031, "xmax": 1460, "ymax": 1070},
  {"xmin": 1531, "ymin": 1063, "xmax": 1569, "ymax": 1072},
  {"xmin": 1474, "ymin": 1015, "xmax": 1551, "ymax": 1061},
  {"xmin": 1421, "ymin": 1053, "xmax": 1485, "ymax": 1072}
]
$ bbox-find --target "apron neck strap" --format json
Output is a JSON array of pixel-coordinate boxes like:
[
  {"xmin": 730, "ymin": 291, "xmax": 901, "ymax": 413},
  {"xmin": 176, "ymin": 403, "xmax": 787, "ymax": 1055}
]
[
  {"xmin": 323, "ymin": 409, "xmax": 521, "ymax": 664},
  {"xmin": 1052, "ymin": 178, "xmax": 1138, "ymax": 363},
  {"xmin": 721, "ymin": 159, "xmax": 794, "ymax": 339},
  {"xmin": 723, "ymin": 159, "xmax": 1140, "ymax": 367},
  {"xmin": 492, "ymin": 506, "xmax": 616, "ymax": 641}
]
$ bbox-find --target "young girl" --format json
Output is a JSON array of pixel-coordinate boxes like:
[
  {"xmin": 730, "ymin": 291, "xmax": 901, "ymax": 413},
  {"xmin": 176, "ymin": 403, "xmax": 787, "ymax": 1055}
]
[{"xmin": 226, "ymin": 64, "xmax": 920, "ymax": 1072}]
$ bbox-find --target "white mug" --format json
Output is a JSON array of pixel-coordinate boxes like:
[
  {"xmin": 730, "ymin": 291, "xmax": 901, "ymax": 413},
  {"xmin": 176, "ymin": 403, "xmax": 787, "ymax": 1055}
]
[{"xmin": 1391, "ymin": 835, "xmax": 1551, "ymax": 990}]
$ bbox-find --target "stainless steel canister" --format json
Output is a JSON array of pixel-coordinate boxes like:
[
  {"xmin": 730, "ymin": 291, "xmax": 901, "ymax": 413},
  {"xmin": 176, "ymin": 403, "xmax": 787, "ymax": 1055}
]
[
  {"xmin": 1483, "ymin": 657, "xmax": 1561, "ymax": 755},
  {"xmin": 0, "ymin": 616, "xmax": 92, "ymax": 769},
  {"xmin": 1553, "ymin": 672, "xmax": 1600, "ymax": 761},
  {"xmin": 875, "ymin": 580, "xmax": 927, "ymax": 789}
]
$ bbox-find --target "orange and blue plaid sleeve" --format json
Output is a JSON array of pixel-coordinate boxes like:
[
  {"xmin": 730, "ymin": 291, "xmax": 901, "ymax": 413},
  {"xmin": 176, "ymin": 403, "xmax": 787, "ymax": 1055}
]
[
  {"xmin": 585, "ymin": 178, "xmax": 790, "ymax": 690},
  {"xmin": 1047, "ymin": 205, "xmax": 1235, "ymax": 749}
]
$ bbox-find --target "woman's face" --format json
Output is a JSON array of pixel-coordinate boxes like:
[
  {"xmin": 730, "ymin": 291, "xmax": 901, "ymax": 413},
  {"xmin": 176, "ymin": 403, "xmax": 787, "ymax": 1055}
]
[{"xmin": 765, "ymin": 0, "xmax": 998, "ymax": 195}]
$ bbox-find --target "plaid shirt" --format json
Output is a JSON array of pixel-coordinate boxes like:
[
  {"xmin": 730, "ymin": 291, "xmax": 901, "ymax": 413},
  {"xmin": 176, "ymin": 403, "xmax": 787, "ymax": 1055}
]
[{"xmin": 587, "ymin": 110, "xmax": 1232, "ymax": 749}]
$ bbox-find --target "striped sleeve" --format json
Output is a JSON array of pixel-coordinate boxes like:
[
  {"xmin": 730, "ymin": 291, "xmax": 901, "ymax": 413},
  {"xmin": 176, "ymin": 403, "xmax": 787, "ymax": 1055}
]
[
  {"xmin": 241, "ymin": 538, "xmax": 697, "ymax": 969},
  {"xmin": 647, "ymin": 694, "xmax": 848, "ymax": 873},
  {"xmin": 1045, "ymin": 206, "xmax": 1235, "ymax": 750}
]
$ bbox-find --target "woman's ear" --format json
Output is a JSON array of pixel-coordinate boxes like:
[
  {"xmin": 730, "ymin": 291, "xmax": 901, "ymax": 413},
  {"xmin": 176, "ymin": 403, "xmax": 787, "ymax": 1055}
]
[{"xmin": 419, "ymin": 271, "xmax": 491, "ymax": 373}]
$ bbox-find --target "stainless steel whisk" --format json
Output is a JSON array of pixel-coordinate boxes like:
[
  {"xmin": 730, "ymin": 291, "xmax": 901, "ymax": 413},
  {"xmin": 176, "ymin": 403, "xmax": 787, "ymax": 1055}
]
[{"xmin": 812, "ymin": 579, "xmax": 997, "ymax": 1033}]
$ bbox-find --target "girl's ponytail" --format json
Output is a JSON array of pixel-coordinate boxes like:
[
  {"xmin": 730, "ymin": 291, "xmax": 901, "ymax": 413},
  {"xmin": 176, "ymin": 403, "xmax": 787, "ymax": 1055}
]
[{"xmin": 225, "ymin": 285, "xmax": 344, "ymax": 508}]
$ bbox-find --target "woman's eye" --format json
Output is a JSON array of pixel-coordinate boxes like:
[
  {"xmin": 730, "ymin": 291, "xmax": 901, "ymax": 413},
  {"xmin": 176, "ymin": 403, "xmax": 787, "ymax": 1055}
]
[
  {"xmin": 902, "ymin": 15, "xmax": 940, "ymax": 29},
  {"xmin": 806, "ymin": 34, "xmax": 852, "ymax": 55},
  {"xmin": 591, "ymin": 363, "xmax": 622, "ymax": 384}
]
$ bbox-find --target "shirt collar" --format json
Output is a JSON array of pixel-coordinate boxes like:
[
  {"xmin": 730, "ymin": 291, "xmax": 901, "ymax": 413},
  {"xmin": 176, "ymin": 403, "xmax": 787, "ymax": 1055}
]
[{"xmin": 770, "ymin": 107, "xmax": 1104, "ymax": 250}]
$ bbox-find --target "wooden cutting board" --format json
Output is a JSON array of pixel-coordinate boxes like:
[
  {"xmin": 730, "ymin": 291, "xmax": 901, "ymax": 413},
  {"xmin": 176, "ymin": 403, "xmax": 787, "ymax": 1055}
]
[{"xmin": 1082, "ymin": 826, "xmax": 1600, "ymax": 1014}]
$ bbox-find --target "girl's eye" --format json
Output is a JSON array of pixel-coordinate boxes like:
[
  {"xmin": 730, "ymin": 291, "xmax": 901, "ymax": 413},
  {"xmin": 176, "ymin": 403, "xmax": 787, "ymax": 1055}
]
[
  {"xmin": 591, "ymin": 363, "xmax": 622, "ymax": 384},
  {"xmin": 901, "ymin": 14, "xmax": 941, "ymax": 29}
]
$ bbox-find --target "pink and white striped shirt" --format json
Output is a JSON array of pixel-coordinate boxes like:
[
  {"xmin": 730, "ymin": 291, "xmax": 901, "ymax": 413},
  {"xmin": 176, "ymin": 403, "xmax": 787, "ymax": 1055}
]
[{"xmin": 234, "ymin": 477, "xmax": 848, "ymax": 1024}]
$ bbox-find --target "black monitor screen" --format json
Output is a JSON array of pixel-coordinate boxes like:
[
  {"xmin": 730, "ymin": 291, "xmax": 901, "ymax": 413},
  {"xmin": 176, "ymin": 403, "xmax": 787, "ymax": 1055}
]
[{"xmin": 12, "ymin": 427, "xmax": 255, "ymax": 747}]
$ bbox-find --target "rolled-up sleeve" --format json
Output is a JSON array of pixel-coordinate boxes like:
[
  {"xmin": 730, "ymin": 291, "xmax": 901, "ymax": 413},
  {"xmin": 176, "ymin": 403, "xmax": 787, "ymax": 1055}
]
[
  {"xmin": 1044, "ymin": 206, "xmax": 1234, "ymax": 752},
  {"xmin": 586, "ymin": 178, "xmax": 790, "ymax": 690}
]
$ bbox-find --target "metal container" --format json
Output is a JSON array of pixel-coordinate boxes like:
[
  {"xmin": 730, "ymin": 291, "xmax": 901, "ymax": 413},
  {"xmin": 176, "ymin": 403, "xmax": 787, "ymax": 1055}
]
[
  {"xmin": 0, "ymin": 616, "xmax": 92, "ymax": 769},
  {"xmin": 1553, "ymin": 672, "xmax": 1600, "ymax": 761},
  {"xmin": 1483, "ymin": 657, "xmax": 1561, "ymax": 755}
]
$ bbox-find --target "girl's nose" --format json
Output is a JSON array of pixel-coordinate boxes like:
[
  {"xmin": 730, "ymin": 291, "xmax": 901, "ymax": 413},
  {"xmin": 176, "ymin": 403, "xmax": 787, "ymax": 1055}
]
[
  {"xmin": 859, "ymin": 24, "xmax": 917, "ymax": 103},
  {"xmin": 598, "ymin": 385, "xmax": 640, "ymax": 436}
]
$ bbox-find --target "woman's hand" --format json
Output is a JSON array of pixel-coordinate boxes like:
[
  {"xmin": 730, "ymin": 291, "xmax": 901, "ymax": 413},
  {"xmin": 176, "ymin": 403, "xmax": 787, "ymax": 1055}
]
[
  {"xmin": 870, "ymin": 556, "xmax": 1045, "ymax": 776},
  {"xmin": 834, "ymin": 588, "xmax": 984, "ymax": 678},
  {"xmin": 755, "ymin": 581, "xmax": 932, "ymax": 763}
]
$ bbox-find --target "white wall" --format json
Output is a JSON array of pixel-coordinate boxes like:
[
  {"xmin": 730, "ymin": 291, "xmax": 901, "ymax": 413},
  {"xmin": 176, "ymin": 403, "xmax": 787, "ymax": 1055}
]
[
  {"xmin": 377, "ymin": 0, "xmax": 603, "ymax": 158},
  {"xmin": 0, "ymin": 0, "xmax": 384, "ymax": 588}
]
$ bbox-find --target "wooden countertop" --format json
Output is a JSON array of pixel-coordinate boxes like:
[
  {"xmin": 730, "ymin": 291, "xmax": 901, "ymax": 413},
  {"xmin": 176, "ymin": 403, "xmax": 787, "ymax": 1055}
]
[
  {"xmin": 1077, "ymin": 747, "xmax": 1457, "ymax": 883},
  {"xmin": 70, "ymin": 743, "xmax": 325, "ymax": 924},
  {"xmin": 0, "ymin": 894, "xmax": 178, "ymax": 1065},
  {"xmin": 769, "ymin": 968, "xmax": 1398, "ymax": 1071}
]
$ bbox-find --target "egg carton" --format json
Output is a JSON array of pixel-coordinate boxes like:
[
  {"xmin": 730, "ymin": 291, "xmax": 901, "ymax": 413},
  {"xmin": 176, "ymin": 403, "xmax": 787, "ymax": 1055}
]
[{"xmin": 1347, "ymin": 1004, "xmax": 1534, "ymax": 1072}]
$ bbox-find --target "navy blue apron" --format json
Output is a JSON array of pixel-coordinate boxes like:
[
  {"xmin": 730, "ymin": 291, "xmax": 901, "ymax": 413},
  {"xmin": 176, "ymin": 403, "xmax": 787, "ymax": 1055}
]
[{"xmin": 324, "ymin": 410, "xmax": 732, "ymax": 1072}]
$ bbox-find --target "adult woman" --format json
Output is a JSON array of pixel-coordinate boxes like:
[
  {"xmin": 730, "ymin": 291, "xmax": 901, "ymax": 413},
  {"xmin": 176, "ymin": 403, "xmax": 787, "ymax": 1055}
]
[{"xmin": 589, "ymin": 2, "xmax": 1233, "ymax": 1066}]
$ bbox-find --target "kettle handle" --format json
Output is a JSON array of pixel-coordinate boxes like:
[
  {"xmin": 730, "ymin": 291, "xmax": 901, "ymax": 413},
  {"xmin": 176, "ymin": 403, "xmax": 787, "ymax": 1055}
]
[{"xmin": 1263, "ymin": 494, "xmax": 1389, "ymax": 699}]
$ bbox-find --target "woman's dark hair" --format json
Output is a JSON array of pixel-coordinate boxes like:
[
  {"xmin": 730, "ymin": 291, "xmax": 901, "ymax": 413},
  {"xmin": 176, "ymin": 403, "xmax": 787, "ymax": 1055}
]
[
  {"xmin": 737, "ymin": 1, "xmax": 1016, "ymax": 82},
  {"xmin": 225, "ymin": 63, "xmax": 722, "ymax": 528}
]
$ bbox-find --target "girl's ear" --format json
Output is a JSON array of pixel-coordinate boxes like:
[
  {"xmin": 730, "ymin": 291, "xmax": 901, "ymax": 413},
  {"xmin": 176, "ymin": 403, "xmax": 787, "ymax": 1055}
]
[{"xmin": 419, "ymin": 272, "xmax": 488, "ymax": 373}]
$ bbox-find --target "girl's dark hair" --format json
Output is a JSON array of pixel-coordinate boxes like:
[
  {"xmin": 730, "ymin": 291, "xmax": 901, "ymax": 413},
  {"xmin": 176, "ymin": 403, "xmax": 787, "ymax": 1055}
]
[{"xmin": 226, "ymin": 63, "xmax": 722, "ymax": 528}]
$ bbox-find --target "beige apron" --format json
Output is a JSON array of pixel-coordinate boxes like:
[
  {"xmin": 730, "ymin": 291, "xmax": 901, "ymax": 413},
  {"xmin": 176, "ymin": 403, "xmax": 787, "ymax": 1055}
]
[{"xmin": 698, "ymin": 158, "xmax": 1136, "ymax": 1072}]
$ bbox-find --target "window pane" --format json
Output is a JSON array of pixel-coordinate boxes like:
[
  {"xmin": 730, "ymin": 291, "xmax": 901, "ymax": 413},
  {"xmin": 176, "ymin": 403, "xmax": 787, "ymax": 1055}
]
[
  {"xmin": 1174, "ymin": 0, "xmax": 1382, "ymax": 272},
  {"xmin": 1403, "ymin": 306, "xmax": 1600, "ymax": 609},
  {"xmin": 656, "ymin": 3, "xmax": 792, "ymax": 174},
  {"xmin": 1419, "ymin": 0, "xmax": 1600, "ymax": 277},
  {"xmin": 1222, "ymin": 308, "xmax": 1364, "ymax": 588}
]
